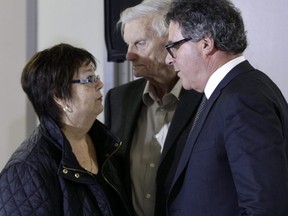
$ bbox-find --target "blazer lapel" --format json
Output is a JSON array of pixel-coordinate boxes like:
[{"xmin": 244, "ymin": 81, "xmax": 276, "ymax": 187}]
[
  {"xmin": 161, "ymin": 89, "xmax": 202, "ymax": 161},
  {"xmin": 121, "ymin": 79, "xmax": 146, "ymax": 145},
  {"xmin": 171, "ymin": 60, "xmax": 255, "ymax": 189}
]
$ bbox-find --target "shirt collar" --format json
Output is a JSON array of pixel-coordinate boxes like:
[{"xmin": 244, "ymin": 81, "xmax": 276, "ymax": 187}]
[
  {"xmin": 204, "ymin": 56, "xmax": 246, "ymax": 99},
  {"xmin": 143, "ymin": 79, "xmax": 182, "ymax": 106}
]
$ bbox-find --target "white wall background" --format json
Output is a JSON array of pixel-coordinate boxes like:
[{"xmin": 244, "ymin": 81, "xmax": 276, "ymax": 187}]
[
  {"xmin": 232, "ymin": 0, "xmax": 288, "ymax": 95},
  {"xmin": 0, "ymin": 1, "xmax": 27, "ymax": 171},
  {"xmin": 0, "ymin": 0, "xmax": 288, "ymax": 170}
]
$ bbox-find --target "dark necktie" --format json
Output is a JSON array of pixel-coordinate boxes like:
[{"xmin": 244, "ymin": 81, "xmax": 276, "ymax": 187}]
[{"xmin": 191, "ymin": 95, "xmax": 207, "ymax": 130}]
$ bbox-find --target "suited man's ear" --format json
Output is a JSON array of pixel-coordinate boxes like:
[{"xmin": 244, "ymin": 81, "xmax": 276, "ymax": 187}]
[{"xmin": 202, "ymin": 37, "xmax": 215, "ymax": 54}]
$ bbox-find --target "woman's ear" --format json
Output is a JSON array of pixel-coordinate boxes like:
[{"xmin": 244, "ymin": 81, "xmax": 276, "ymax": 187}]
[
  {"xmin": 54, "ymin": 96, "xmax": 73, "ymax": 113},
  {"xmin": 53, "ymin": 95, "xmax": 65, "ymax": 107}
]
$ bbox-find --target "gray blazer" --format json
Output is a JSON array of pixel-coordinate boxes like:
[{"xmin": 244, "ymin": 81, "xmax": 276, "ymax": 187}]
[{"xmin": 104, "ymin": 78, "xmax": 202, "ymax": 215}]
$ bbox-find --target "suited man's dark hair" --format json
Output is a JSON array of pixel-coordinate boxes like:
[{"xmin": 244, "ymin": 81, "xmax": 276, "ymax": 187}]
[{"xmin": 166, "ymin": 0, "xmax": 247, "ymax": 54}]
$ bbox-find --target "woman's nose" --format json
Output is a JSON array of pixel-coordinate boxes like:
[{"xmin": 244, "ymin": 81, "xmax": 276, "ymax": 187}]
[{"xmin": 95, "ymin": 80, "xmax": 103, "ymax": 90}]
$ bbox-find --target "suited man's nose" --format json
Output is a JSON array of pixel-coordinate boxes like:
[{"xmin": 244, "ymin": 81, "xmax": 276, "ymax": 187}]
[{"xmin": 165, "ymin": 53, "xmax": 173, "ymax": 65}]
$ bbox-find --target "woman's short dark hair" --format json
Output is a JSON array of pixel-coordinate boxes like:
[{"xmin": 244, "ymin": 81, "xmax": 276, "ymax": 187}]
[{"xmin": 21, "ymin": 43, "xmax": 96, "ymax": 125}]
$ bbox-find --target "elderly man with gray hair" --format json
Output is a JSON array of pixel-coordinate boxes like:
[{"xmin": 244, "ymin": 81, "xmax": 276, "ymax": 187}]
[{"xmin": 104, "ymin": 0, "xmax": 202, "ymax": 215}]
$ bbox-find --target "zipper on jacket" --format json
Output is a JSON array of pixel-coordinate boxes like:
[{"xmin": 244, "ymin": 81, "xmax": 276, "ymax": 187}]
[{"xmin": 101, "ymin": 141, "xmax": 132, "ymax": 216}]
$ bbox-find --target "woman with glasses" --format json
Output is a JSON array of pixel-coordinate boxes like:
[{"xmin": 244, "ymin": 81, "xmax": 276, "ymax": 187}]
[{"xmin": 0, "ymin": 43, "xmax": 131, "ymax": 216}]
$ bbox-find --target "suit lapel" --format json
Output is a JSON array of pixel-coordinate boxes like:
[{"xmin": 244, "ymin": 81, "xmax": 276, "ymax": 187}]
[
  {"xmin": 161, "ymin": 89, "xmax": 202, "ymax": 161},
  {"xmin": 171, "ymin": 60, "xmax": 255, "ymax": 189}
]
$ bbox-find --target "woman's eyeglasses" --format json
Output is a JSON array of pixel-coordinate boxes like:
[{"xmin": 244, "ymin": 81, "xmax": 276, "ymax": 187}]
[{"xmin": 71, "ymin": 75, "xmax": 100, "ymax": 86}]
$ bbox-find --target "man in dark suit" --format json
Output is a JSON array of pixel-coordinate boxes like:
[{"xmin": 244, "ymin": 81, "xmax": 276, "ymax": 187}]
[
  {"xmin": 104, "ymin": 0, "xmax": 202, "ymax": 215},
  {"xmin": 164, "ymin": 0, "xmax": 288, "ymax": 215}
]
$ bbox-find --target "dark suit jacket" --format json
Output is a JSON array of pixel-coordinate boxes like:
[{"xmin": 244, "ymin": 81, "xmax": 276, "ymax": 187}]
[
  {"xmin": 104, "ymin": 78, "xmax": 202, "ymax": 215},
  {"xmin": 168, "ymin": 61, "xmax": 288, "ymax": 216}
]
